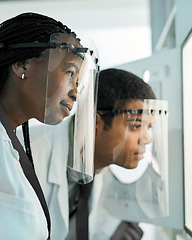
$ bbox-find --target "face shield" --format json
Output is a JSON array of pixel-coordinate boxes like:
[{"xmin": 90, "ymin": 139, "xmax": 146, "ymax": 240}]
[
  {"xmin": 43, "ymin": 33, "xmax": 99, "ymax": 184},
  {"xmin": 97, "ymin": 99, "xmax": 169, "ymax": 220},
  {"xmin": 7, "ymin": 32, "xmax": 99, "ymax": 183},
  {"xmin": 44, "ymin": 33, "xmax": 94, "ymax": 124},
  {"xmin": 66, "ymin": 50, "xmax": 99, "ymax": 184}
]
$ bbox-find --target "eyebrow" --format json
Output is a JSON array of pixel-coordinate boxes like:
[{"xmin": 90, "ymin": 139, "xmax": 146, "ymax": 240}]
[
  {"xmin": 128, "ymin": 118, "xmax": 142, "ymax": 122},
  {"xmin": 128, "ymin": 118, "xmax": 150, "ymax": 125},
  {"xmin": 128, "ymin": 117, "xmax": 154, "ymax": 127},
  {"xmin": 67, "ymin": 63, "xmax": 79, "ymax": 72}
]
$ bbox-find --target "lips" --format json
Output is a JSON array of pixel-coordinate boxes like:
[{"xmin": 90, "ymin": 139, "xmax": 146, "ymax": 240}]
[
  {"xmin": 60, "ymin": 101, "xmax": 73, "ymax": 116},
  {"xmin": 65, "ymin": 103, "xmax": 73, "ymax": 111},
  {"xmin": 134, "ymin": 150, "xmax": 145, "ymax": 160}
]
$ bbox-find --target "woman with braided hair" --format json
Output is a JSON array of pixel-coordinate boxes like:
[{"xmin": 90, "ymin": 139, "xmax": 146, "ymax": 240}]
[{"xmin": 0, "ymin": 12, "xmax": 99, "ymax": 239}]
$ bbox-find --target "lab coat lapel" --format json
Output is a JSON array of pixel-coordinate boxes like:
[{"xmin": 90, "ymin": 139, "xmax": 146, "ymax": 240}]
[
  {"xmin": 48, "ymin": 116, "xmax": 71, "ymax": 185},
  {"xmin": 47, "ymin": 117, "xmax": 72, "ymax": 239}
]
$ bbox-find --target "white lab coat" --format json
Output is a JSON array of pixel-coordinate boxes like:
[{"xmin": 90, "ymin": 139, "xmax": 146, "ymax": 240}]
[
  {"xmin": 65, "ymin": 168, "xmax": 123, "ymax": 240},
  {"xmin": 14, "ymin": 118, "xmax": 146, "ymax": 240},
  {"xmin": 89, "ymin": 172, "xmax": 122, "ymax": 240},
  {"xmin": 16, "ymin": 119, "xmax": 124, "ymax": 240},
  {"xmin": 16, "ymin": 119, "xmax": 71, "ymax": 240},
  {"xmin": 15, "ymin": 118, "xmax": 150, "ymax": 240},
  {"xmin": 0, "ymin": 122, "xmax": 48, "ymax": 240},
  {"xmin": 16, "ymin": 118, "xmax": 115, "ymax": 240}
]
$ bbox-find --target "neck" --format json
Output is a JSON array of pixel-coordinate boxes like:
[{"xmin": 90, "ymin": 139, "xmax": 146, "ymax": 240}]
[
  {"xmin": 0, "ymin": 76, "xmax": 30, "ymax": 129},
  {"xmin": 94, "ymin": 154, "xmax": 109, "ymax": 172},
  {"xmin": 0, "ymin": 98, "xmax": 28, "ymax": 130}
]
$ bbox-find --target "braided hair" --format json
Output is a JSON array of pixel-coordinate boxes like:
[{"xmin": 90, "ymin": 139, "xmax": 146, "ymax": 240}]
[
  {"xmin": 0, "ymin": 12, "xmax": 80, "ymax": 165},
  {"xmin": 0, "ymin": 12, "xmax": 80, "ymax": 92}
]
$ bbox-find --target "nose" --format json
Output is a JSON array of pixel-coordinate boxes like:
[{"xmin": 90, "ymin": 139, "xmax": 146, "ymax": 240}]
[
  {"xmin": 68, "ymin": 89, "xmax": 77, "ymax": 101},
  {"xmin": 68, "ymin": 80, "xmax": 78, "ymax": 101},
  {"xmin": 139, "ymin": 127, "xmax": 153, "ymax": 145}
]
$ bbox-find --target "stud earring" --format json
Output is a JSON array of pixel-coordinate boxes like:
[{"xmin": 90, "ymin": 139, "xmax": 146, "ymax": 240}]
[{"xmin": 21, "ymin": 73, "xmax": 25, "ymax": 79}]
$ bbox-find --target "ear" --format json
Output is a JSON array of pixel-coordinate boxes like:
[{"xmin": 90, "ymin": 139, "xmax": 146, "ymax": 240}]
[
  {"xmin": 12, "ymin": 62, "xmax": 27, "ymax": 79},
  {"xmin": 95, "ymin": 113, "xmax": 103, "ymax": 137}
]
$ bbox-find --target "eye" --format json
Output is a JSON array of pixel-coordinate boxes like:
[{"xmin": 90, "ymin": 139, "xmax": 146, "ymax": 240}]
[
  {"xmin": 128, "ymin": 123, "xmax": 141, "ymax": 130},
  {"xmin": 132, "ymin": 124, "xmax": 141, "ymax": 130},
  {"xmin": 66, "ymin": 70, "xmax": 74, "ymax": 78},
  {"xmin": 127, "ymin": 117, "xmax": 142, "ymax": 130}
]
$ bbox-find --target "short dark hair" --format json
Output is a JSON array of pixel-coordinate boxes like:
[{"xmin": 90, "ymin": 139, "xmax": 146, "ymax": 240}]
[
  {"xmin": 97, "ymin": 68, "xmax": 156, "ymax": 129},
  {"xmin": 0, "ymin": 12, "xmax": 80, "ymax": 93}
]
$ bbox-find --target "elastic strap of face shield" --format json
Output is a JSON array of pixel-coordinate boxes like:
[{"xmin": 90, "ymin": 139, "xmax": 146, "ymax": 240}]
[
  {"xmin": 97, "ymin": 109, "xmax": 168, "ymax": 116},
  {"xmin": 1, "ymin": 42, "xmax": 100, "ymax": 65}
]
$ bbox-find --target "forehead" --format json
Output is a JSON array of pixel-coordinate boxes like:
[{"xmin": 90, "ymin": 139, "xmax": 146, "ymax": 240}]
[
  {"xmin": 115, "ymin": 99, "xmax": 155, "ymax": 122},
  {"xmin": 115, "ymin": 99, "xmax": 145, "ymax": 109},
  {"xmin": 51, "ymin": 33, "xmax": 82, "ymax": 48},
  {"xmin": 60, "ymin": 51, "xmax": 84, "ymax": 66},
  {"xmin": 48, "ymin": 43, "xmax": 84, "ymax": 72}
]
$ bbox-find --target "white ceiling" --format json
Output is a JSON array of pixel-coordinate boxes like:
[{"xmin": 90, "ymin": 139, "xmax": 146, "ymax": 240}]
[
  {"xmin": 0, "ymin": 0, "xmax": 151, "ymax": 68},
  {"xmin": 0, "ymin": 0, "xmax": 150, "ymax": 30}
]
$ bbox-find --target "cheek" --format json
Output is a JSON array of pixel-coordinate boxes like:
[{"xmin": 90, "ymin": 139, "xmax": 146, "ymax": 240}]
[
  {"xmin": 122, "ymin": 132, "xmax": 139, "ymax": 152},
  {"xmin": 47, "ymin": 71, "xmax": 70, "ymax": 98},
  {"xmin": 112, "ymin": 124, "xmax": 128, "ymax": 141}
]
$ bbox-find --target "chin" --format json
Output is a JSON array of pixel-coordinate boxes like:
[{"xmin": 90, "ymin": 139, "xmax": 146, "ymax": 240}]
[
  {"xmin": 129, "ymin": 164, "xmax": 139, "ymax": 169},
  {"xmin": 44, "ymin": 117, "xmax": 63, "ymax": 125},
  {"xmin": 123, "ymin": 160, "xmax": 139, "ymax": 169},
  {"xmin": 44, "ymin": 112, "xmax": 67, "ymax": 125}
]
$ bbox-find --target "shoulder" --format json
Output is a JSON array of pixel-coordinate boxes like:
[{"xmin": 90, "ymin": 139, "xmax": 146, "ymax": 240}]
[
  {"xmin": 0, "ymin": 122, "xmax": 19, "ymax": 161},
  {"xmin": 0, "ymin": 122, "xmax": 10, "ymax": 141}
]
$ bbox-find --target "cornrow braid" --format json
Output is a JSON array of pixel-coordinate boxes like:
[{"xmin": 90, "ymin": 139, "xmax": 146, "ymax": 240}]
[{"xmin": 22, "ymin": 121, "xmax": 34, "ymax": 169}]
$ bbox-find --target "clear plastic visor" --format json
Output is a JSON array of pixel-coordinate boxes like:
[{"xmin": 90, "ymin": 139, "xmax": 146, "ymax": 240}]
[
  {"xmin": 43, "ymin": 32, "xmax": 99, "ymax": 184},
  {"xmin": 98, "ymin": 99, "xmax": 169, "ymax": 220},
  {"xmin": 44, "ymin": 33, "xmax": 86, "ymax": 124},
  {"xmin": 66, "ymin": 55, "xmax": 99, "ymax": 184}
]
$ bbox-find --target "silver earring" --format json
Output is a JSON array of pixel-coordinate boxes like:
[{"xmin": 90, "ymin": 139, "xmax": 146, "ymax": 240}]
[{"xmin": 21, "ymin": 73, "xmax": 25, "ymax": 79}]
